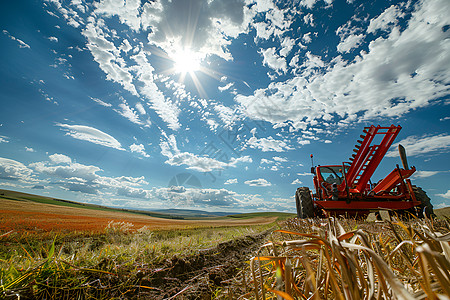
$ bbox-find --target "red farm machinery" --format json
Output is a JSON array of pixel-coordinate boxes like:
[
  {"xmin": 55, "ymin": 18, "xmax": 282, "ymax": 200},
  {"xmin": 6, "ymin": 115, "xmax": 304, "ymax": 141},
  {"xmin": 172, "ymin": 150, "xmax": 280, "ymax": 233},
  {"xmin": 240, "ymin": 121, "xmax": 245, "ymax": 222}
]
[{"xmin": 295, "ymin": 125, "xmax": 434, "ymax": 219}]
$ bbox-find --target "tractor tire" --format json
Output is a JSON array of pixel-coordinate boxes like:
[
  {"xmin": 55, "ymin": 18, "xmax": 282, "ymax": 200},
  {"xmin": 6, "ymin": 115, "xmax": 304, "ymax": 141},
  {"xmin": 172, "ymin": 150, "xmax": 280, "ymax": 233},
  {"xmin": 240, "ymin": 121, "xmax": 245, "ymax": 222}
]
[
  {"xmin": 412, "ymin": 186, "xmax": 435, "ymax": 218},
  {"xmin": 295, "ymin": 187, "xmax": 315, "ymax": 218}
]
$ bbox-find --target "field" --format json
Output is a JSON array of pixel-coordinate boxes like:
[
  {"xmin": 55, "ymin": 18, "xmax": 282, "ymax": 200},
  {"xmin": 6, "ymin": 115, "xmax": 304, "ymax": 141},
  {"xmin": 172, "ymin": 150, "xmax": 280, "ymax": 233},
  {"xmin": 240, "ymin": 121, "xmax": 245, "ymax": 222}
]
[
  {"xmin": 1, "ymin": 189, "xmax": 449, "ymax": 299},
  {"xmin": 0, "ymin": 190, "xmax": 293, "ymax": 298},
  {"xmin": 0, "ymin": 190, "xmax": 286, "ymax": 233}
]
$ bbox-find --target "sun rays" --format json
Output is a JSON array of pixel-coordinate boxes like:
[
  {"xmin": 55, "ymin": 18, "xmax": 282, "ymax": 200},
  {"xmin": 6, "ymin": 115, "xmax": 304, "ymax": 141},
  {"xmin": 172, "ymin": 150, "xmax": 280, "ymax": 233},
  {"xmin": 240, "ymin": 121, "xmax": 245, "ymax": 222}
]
[{"xmin": 172, "ymin": 48, "xmax": 201, "ymax": 74}]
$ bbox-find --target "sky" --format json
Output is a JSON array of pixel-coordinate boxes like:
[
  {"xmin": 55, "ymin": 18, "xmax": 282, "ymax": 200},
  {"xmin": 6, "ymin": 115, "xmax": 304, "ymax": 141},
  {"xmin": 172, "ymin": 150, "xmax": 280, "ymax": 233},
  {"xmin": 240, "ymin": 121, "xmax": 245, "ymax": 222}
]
[{"xmin": 0, "ymin": 0, "xmax": 449, "ymax": 213}]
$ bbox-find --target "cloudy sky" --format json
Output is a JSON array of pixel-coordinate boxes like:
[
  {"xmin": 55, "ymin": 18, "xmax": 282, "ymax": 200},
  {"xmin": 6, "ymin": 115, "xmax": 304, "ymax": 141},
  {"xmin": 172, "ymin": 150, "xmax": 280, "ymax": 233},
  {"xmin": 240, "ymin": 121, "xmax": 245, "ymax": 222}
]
[{"xmin": 1, "ymin": 0, "xmax": 449, "ymax": 212}]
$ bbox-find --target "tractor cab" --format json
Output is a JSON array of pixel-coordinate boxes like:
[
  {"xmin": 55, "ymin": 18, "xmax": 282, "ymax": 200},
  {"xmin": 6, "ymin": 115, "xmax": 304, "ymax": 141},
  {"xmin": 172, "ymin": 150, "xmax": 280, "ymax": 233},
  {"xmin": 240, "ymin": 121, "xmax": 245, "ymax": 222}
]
[{"xmin": 312, "ymin": 165, "xmax": 348, "ymax": 200}]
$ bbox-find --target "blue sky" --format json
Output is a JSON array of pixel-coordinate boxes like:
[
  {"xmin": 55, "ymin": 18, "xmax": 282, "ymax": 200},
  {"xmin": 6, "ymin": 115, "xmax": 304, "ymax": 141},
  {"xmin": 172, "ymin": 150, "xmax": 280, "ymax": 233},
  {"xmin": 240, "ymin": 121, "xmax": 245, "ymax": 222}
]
[{"xmin": 0, "ymin": 0, "xmax": 449, "ymax": 213}]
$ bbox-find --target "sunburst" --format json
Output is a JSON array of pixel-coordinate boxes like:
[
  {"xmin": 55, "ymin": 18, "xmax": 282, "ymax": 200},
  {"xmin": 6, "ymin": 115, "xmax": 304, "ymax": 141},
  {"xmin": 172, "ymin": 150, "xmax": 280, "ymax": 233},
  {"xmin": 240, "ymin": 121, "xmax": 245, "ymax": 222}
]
[{"xmin": 172, "ymin": 48, "xmax": 201, "ymax": 75}]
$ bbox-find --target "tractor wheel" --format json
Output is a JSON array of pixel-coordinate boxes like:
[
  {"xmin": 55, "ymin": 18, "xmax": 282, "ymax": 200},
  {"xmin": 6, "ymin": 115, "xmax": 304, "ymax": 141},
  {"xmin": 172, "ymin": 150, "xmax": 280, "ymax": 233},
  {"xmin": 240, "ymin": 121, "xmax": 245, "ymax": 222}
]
[
  {"xmin": 412, "ymin": 186, "xmax": 435, "ymax": 218},
  {"xmin": 295, "ymin": 187, "xmax": 315, "ymax": 218}
]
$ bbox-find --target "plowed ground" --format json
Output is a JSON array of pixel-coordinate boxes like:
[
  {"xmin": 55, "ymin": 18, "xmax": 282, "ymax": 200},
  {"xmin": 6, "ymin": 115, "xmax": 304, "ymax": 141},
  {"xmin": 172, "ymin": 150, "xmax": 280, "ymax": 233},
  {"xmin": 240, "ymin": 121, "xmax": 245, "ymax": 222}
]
[{"xmin": 140, "ymin": 230, "xmax": 271, "ymax": 299}]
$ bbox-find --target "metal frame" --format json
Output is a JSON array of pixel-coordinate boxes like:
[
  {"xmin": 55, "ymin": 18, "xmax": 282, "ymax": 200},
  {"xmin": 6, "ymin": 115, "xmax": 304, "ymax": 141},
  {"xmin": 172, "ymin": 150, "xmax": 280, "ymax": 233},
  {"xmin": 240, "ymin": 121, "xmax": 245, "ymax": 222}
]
[{"xmin": 311, "ymin": 125, "xmax": 420, "ymax": 214}]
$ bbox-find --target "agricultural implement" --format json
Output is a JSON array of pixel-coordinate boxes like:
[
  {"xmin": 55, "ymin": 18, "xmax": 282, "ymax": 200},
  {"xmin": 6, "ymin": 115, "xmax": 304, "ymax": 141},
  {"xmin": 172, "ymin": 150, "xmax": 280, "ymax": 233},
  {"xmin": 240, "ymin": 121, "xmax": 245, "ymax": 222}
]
[{"xmin": 295, "ymin": 125, "xmax": 434, "ymax": 218}]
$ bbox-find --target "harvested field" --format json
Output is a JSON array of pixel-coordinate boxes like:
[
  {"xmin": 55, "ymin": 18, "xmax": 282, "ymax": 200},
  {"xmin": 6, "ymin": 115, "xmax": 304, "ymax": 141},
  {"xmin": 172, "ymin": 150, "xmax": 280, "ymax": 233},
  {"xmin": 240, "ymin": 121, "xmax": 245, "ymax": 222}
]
[
  {"xmin": 0, "ymin": 198, "xmax": 277, "ymax": 233},
  {"xmin": 218, "ymin": 216, "xmax": 450, "ymax": 299}
]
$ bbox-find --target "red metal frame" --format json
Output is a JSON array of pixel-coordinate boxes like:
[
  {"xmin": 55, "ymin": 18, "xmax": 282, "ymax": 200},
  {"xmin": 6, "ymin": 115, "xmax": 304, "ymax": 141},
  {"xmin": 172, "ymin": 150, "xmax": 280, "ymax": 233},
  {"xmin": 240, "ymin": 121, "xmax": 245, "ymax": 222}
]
[
  {"xmin": 311, "ymin": 125, "xmax": 420, "ymax": 214},
  {"xmin": 345, "ymin": 125, "xmax": 401, "ymax": 193}
]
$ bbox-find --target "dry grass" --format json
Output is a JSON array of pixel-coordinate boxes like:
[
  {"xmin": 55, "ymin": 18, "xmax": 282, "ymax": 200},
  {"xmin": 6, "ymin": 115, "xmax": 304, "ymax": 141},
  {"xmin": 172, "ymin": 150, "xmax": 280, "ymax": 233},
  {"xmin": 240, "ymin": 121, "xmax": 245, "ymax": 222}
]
[{"xmin": 219, "ymin": 216, "xmax": 450, "ymax": 299}]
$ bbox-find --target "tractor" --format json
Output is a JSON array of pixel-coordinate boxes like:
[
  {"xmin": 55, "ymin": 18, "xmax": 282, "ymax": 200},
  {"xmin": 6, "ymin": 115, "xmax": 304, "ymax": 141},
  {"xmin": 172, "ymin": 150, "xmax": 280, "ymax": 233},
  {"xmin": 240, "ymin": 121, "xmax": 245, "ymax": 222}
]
[{"xmin": 295, "ymin": 125, "xmax": 434, "ymax": 218}]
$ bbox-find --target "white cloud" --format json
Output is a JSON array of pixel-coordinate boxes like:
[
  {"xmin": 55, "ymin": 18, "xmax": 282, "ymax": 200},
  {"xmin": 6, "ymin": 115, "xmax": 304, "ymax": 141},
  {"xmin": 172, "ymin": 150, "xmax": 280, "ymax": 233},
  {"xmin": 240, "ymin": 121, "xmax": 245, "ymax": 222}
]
[
  {"xmin": 49, "ymin": 153, "xmax": 72, "ymax": 164},
  {"xmin": 131, "ymin": 50, "xmax": 181, "ymax": 130},
  {"xmin": 387, "ymin": 134, "xmax": 450, "ymax": 157},
  {"xmin": 57, "ymin": 123, "xmax": 124, "ymax": 150},
  {"xmin": 218, "ymin": 82, "xmax": 234, "ymax": 92},
  {"xmin": 151, "ymin": 186, "xmax": 248, "ymax": 208},
  {"xmin": 0, "ymin": 157, "xmax": 33, "ymax": 181},
  {"xmin": 120, "ymin": 39, "xmax": 132, "ymax": 53},
  {"xmin": 46, "ymin": 0, "xmax": 84, "ymax": 27},
  {"xmin": 247, "ymin": 135, "xmax": 293, "ymax": 152},
  {"xmin": 297, "ymin": 172, "xmax": 313, "ymax": 176},
  {"xmin": 115, "ymin": 101, "xmax": 143, "ymax": 125},
  {"xmin": 291, "ymin": 179, "xmax": 303, "ymax": 185},
  {"xmin": 137, "ymin": 0, "xmax": 255, "ymax": 62},
  {"xmin": 273, "ymin": 156, "xmax": 287, "ymax": 162},
  {"xmin": 94, "ymin": 0, "xmax": 141, "ymax": 31},
  {"xmin": 337, "ymin": 34, "xmax": 364, "ymax": 53},
  {"xmin": 25, "ymin": 147, "xmax": 36, "ymax": 152},
  {"xmin": 91, "ymin": 97, "xmax": 112, "ymax": 107},
  {"xmin": 117, "ymin": 186, "xmax": 150, "ymax": 199},
  {"xmin": 412, "ymin": 171, "xmax": 440, "ymax": 178},
  {"xmin": 367, "ymin": 5, "xmax": 404, "ymax": 34},
  {"xmin": 0, "ymin": 136, "xmax": 9, "ymax": 143},
  {"xmin": 130, "ymin": 143, "xmax": 150, "ymax": 158},
  {"xmin": 48, "ymin": 36, "xmax": 58, "ymax": 42},
  {"xmin": 224, "ymin": 178, "xmax": 238, "ymax": 185},
  {"xmin": 302, "ymin": 32, "xmax": 312, "ymax": 44},
  {"xmin": 31, "ymin": 161, "xmax": 101, "ymax": 183},
  {"xmin": 247, "ymin": 129, "xmax": 293, "ymax": 152},
  {"xmin": 236, "ymin": 0, "xmax": 450, "ymax": 130},
  {"xmin": 436, "ymin": 190, "xmax": 450, "ymax": 200},
  {"xmin": 299, "ymin": 0, "xmax": 315, "ymax": 9},
  {"xmin": 260, "ymin": 158, "xmax": 272, "ymax": 164},
  {"xmin": 244, "ymin": 178, "xmax": 272, "ymax": 187},
  {"xmin": 303, "ymin": 13, "xmax": 314, "ymax": 26},
  {"xmin": 2, "ymin": 30, "xmax": 30, "ymax": 48},
  {"xmin": 280, "ymin": 37, "xmax": 295, "ymax": 57},
  {"xmin": 82, "ymin": 21, "xmax": 138, "ymax": 96},
  {"xmin": 253, "ymin": 22, "xmax": 274, "ymax": 40},
  {"xmin": 160, "ymin": 133, "xmax": 252, "ymax": 172},
  {"xmin": 165, "ymin": 152, "xmax": 251, "ymax": 173},
  {"xmin": 135, "ymin": 102, "xmax": 146, "ymax": 115},
  {"xmin": 260, "ymin": 47, "xmax": 287, "ymax": 74},
  {"xmin": 435, "ymin": 202, "xmax": 449, "ymax": 209},
  {"xmin": 30, "ymin": 153, "xmax": 148, "ymax": 195}
]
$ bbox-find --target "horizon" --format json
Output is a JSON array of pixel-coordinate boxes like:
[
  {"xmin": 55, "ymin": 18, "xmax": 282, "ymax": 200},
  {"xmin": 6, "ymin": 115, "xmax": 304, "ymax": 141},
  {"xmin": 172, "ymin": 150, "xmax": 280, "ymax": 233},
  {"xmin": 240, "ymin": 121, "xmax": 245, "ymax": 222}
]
[{"xmin": 1, "ymin": 0, "xmax": 449, "ymax": 213}]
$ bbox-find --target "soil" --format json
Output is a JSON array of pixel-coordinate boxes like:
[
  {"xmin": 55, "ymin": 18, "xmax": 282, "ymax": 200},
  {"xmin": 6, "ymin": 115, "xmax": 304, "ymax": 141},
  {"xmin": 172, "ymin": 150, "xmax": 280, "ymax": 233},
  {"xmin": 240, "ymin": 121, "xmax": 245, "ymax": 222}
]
[{"xmin": 136, "ymin": 229, "xmax": 272, "ymax": 299}]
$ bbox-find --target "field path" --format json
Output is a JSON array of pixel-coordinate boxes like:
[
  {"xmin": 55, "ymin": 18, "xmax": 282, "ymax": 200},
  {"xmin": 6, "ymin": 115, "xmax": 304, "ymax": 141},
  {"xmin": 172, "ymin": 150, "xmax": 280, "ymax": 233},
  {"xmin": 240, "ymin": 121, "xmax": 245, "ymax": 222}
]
[{"xmin": 141, "ymin": 229, "xmax": 272, "ymax": 299}]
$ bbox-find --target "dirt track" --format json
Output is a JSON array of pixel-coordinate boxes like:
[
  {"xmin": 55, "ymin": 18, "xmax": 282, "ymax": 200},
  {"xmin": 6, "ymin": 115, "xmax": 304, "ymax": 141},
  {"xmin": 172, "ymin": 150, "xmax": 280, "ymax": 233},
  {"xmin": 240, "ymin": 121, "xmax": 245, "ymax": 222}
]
[{"xmin": 138, "ymin": 229, "xmax": 272, "ymax": 299}]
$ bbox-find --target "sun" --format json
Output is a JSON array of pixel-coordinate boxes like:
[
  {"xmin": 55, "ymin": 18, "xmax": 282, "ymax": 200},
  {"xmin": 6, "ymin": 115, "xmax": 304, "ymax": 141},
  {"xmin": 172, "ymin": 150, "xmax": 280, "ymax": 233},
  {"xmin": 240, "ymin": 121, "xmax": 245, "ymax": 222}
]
[{"xmin": 171, "ymin": 48, "xmax": 201, "ymax": 74}]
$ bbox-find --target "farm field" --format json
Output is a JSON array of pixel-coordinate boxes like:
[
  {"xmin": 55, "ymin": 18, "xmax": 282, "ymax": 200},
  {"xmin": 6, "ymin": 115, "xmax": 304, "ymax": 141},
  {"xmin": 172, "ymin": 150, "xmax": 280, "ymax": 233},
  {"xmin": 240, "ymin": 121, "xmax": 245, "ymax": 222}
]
[
  {"xmin": 1, "ymin": 189, "xmax": 449, "ymax": 299},
  {"xmin": 0, "ymin": 189, "xmax": 287, "ymax": 233},
  {"xmin": 217, "ymin": 215, "xmax": 450, "ymax": 299},
  {"xmin": 0, "ymin": 189, "xmax": 292, "ymax": 298}
]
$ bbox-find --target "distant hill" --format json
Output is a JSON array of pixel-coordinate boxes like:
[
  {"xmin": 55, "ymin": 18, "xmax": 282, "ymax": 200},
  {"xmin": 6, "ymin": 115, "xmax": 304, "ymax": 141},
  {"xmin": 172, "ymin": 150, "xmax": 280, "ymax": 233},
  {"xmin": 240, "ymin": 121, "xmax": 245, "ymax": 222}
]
[
  {"xmin": 0, "ymin": 189, "xmax": 182, "ymax": 219},
  {"xmin": 152, "ymin": 209, "xmax": 235, "ymax": 218},
  {"xmin": 0, "ymin": 189, "xmax": 273, "ymax": 220}
]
